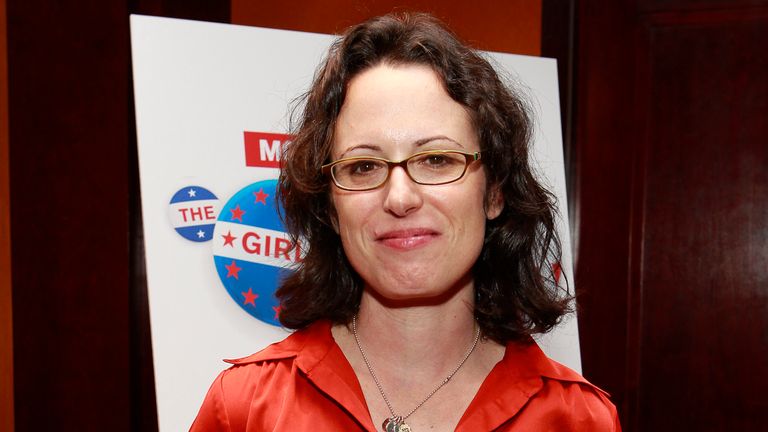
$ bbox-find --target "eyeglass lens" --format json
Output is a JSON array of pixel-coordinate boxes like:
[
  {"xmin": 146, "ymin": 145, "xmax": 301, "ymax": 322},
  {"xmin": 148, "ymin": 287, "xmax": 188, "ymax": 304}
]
[{"xmin": 331, "ymin": 151, "xmax": 470, "ymax": 190}]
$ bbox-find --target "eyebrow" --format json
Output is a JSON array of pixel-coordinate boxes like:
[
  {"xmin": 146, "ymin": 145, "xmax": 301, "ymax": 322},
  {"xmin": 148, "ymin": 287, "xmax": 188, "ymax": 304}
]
[
  {"xmin": 338, "ymin": 136, "xmax": 464, "ymax": 158},
  {"xmin": 414, "ymin": 135, "xmax": 464, "ymax": 148},
  {"xmin": 338, "ymin": 144, "xmax": 382, "ymax": 159}
]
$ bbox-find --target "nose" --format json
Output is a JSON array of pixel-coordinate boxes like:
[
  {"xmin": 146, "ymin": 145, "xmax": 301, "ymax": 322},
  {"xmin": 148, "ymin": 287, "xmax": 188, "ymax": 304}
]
[{"xmin": 382, "ymin": 166, "xmax": 423, "ymax": 217}]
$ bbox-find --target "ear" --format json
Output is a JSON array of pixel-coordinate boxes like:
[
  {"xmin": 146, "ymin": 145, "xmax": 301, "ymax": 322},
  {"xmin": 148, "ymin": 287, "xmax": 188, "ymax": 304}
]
[{"xmin": 485, "ymin": 184, "xmax": 504, "ymax": 220}]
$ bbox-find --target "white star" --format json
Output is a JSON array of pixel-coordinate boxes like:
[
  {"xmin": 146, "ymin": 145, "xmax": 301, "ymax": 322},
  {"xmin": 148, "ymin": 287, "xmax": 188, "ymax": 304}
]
[
  {"xmin": 188, "ymin": 189, "xmax": 197, "ymax": 197},
  {"xmin": 197, "ymin": 230, "xmax": 206, "ymax": 238}
]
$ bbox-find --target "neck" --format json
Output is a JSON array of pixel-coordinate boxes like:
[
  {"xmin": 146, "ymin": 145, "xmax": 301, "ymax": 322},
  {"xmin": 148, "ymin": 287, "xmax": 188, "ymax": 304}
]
[
  {"xmin": 351, "ymin": 280, "xmax": 478, "ymax": 380},
  {"xmin": 332, "ymin": 279, "xmax": 506, "ymax": 431}
]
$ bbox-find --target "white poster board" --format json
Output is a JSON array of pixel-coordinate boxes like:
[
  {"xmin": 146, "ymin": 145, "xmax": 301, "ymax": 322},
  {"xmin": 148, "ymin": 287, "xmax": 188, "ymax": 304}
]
[{"xmin": 130, "ymin": 15, "xmax": 579, "ymax": 431}]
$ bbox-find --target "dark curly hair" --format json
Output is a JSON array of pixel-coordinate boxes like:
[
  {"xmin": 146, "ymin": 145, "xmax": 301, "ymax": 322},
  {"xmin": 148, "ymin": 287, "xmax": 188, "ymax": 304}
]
[{"xmin": 276, "ymin": 12, "xmax": 570, "ymax": 343}]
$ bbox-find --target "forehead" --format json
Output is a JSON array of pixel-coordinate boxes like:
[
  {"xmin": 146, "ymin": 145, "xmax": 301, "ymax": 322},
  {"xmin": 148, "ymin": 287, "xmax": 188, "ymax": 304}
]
[{"xmin": 332, "ymin": 63, "xmax": 477, "ymax": 158}]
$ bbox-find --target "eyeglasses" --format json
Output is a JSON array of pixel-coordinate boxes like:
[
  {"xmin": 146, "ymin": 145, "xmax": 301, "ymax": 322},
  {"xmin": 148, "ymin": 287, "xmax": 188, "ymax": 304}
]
[{"xmin": 321, "ymin": 150, "xmax": 482, "ymax": 191}]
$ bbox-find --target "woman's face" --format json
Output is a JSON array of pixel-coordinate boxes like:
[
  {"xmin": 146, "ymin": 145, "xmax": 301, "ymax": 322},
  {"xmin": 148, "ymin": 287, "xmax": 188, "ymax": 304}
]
[{"xmin": 330, "ymin": 63, "xmax": 502, "ymax": 301}]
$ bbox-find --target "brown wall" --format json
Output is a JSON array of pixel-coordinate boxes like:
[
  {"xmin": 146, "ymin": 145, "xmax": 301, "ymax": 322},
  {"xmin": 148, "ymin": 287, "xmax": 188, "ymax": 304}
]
[
  {"xmin": 232, "ymin": 0, "xmax": 542, "ymax": 55},
  {"xmin": 0, "ymin": 0, "xmax": 13, "ymax": 429},
  {"xmin": 575, "ymin": 1, "xmax": 768, "ymax": 430},
  {"xmin": 3, "ymin": 1, "xmax": 229, "ymax": 431},
  {"xmin": 7, "ymin": 1, "xmax": 133, "ymax": 429}
]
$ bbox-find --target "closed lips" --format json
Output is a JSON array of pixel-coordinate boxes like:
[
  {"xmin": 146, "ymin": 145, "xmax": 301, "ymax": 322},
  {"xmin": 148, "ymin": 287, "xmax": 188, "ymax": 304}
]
[{"xmin": 376, "ymin": 228, "xmax": 439, "ymax": 249}]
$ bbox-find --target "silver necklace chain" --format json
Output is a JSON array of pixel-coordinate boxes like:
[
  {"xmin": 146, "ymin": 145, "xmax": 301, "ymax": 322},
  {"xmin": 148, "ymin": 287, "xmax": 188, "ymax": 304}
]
[{"xmin": 351, "ymin": 314, "xmax": 481, "ymax": 428}]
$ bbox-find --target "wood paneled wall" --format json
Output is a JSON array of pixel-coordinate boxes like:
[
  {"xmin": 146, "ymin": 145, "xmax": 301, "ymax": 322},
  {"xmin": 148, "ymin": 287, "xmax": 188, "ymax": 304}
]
[
  {"xmin": 7, "ymin": 1, "xmax": 133, "ymax": 429},
  {"xmin": 4, "ymin": 1, "xmax": 228, "ymax": 430},
  {"xmin": 575, "ymin": 1, "xmax": 768, "ymax": 430},
  {"xmin": 0, "ymin": 0, "xmax": 13, "ymax": 429}
]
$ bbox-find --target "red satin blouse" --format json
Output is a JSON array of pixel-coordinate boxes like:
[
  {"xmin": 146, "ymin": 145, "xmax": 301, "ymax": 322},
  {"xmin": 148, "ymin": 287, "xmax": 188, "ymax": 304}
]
[{"xmin": 190, "ymin": 321, "xmax": 621, "ymax": 431}]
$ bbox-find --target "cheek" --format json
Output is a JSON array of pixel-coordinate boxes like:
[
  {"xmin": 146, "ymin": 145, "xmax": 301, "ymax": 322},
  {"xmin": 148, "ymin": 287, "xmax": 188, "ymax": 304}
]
[
  {"xmin": 463, "ymin": 177, "xmax": 490, "ymax": 217},
  {"xmin": 458, "ymin": 181, "xmax": 491, "ymax": 245},
  {"xmin": 464, "ymin": 203, "xmax": 488, "ymax": 244},
  {"xmin": 331, "ymin": 193, "xmax": 369, "ymax": 245},
  {"xmin": 332, "ymin": 194, "xmax": 353, "ymax": 225}
]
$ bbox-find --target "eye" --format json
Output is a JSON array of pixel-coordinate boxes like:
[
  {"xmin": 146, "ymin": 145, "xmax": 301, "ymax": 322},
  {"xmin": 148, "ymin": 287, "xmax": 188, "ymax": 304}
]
[
  {"xmin": 413, "ymin": 152, "xmax": 462, "ymax": 169},
  {"xmin": 338, "ymin": 159, "xmax": 385, "ymax": 177},
  {"xmin": 425, "ymin": 154, "xmax": 447, "ymax": 165}
]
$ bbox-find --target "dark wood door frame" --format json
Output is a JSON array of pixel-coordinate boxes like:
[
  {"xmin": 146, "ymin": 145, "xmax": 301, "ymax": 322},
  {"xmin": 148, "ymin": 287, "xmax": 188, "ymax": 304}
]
[{"xmin": 573, "ymin": 1, "xmax": 768, "ymax": 430}]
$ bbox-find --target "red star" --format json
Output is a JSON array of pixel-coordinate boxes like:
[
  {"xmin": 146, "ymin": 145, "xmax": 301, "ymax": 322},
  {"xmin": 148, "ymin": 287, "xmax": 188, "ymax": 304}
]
[
  {"xmin": 552, "ymin": 262, "xmax": 562, "ymax": 284},
  {"xmin": 241, "ymin": 288, "xmax": 258, "ymax": 306},
  {"xmin": 229, "ymin": 205, "xmax": 245, "ymax": 222},
  {"xmin": 222, "ymin": 230, "xmax": 237, "ymax": 247},
  {"xmin": 272, "ymin": 305, "xmax": 282, "ymax": 320},
  {"xmin": 253, "ymin": 188, "xmax": 269, "ymax": 205},
  {"xmin": 225, "ymin": 260, "xmax": 242, "ymax": 279}
]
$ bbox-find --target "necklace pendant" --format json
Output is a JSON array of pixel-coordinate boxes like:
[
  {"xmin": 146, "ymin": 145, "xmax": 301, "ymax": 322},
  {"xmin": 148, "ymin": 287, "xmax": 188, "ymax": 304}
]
[
  {"xmin": 383, "ymin": 417, "xmax": 397, "ymax": 432},
  {"xmin": 383, "ymin": 417, "xmax": 412, "ymax": 432}
]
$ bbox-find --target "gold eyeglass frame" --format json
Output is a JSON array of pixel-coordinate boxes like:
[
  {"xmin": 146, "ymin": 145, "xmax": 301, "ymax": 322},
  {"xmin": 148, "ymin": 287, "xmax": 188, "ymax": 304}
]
[{"xmin": 321, "ymin": 150, "xmax": 482, "ymax": 191}]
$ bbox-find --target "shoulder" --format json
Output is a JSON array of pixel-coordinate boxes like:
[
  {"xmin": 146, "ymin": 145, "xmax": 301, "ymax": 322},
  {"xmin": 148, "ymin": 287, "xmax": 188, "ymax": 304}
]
[
  {"xmin": 214, "ymin": 320, "xmax": 336, "ymax": 391},
  {"xmin": 223, "ymin": 319, "xmax": 333, "ymax": 367},
  {"xmin": 190, "ymin": 322, "xmax": 334, "ymax": 431},
  {"xmin": 535, "ymin": 367, "xmax": 620, "ymax": 430},
  {"xmin": 504, "ymin": 341, "xmax": 621, "ymax": 431}
]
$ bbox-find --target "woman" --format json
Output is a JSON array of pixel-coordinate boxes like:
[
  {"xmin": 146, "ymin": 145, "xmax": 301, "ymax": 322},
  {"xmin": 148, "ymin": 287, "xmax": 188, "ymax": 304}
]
[{"xmin": 192, "ymin": 13, "xmax": 620, "ymax": 431}]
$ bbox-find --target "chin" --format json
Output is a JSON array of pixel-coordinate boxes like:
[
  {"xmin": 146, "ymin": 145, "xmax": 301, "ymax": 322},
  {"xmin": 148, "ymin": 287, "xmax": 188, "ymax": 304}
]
[{"xmin": 364, "ymin": 274, "xmax": 473, "ymax": 307}]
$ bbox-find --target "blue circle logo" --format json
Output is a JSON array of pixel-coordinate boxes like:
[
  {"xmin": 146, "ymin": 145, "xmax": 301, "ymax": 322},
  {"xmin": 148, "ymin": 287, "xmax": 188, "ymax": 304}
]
[
  {"xmin": 211, "ymin": 179, "xmax": 300, "ymax": 326},
  {"xmin": 168, "ymin": 186, "xmax": 220, "ymax": 242}
]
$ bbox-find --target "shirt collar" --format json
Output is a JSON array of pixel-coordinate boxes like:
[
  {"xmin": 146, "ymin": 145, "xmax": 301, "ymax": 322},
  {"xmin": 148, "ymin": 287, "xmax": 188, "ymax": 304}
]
[
  {"xmin": 226, "ymin": 323, "xmax": 596, "ymax": 432},
  {"xmin": 227, "ymin": 321, "xmax": 376, "ymax": 431}
]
